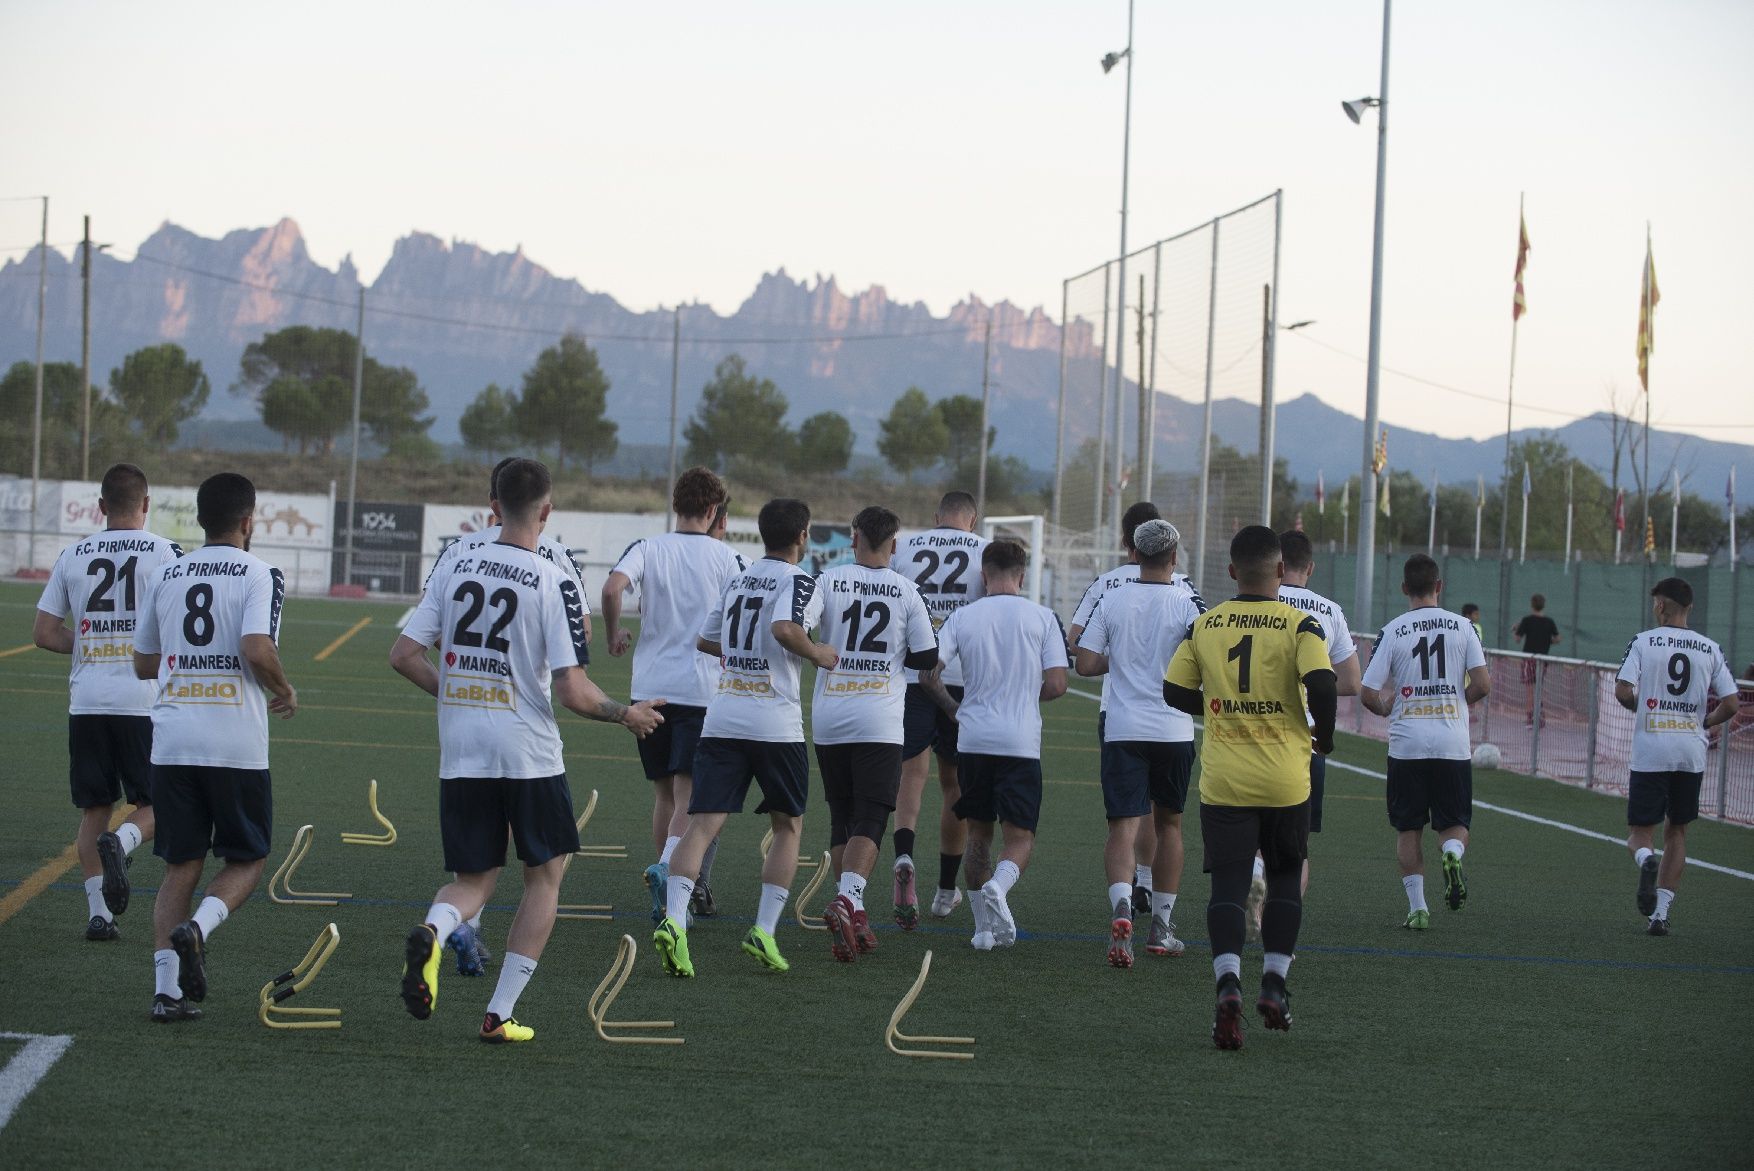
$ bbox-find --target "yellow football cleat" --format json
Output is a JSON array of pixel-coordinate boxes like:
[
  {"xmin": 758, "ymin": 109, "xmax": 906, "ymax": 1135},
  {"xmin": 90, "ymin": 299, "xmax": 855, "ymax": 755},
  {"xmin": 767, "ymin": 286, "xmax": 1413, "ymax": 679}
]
[
  {"xmin": 400, "ymin": 924, "xmax": 441, "ymax": 1019},
  {"xmin": 479, "ymin": 1013, "xmax": 535, "ymax": 1043}
]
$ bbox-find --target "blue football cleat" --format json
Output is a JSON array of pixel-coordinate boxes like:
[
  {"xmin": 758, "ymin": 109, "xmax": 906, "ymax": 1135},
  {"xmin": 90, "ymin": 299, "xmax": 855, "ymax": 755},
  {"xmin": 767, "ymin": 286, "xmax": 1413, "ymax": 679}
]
[
  {"xmin": 447, "ymin": 922, "xmax": 485, "ymax": 977},
  {"xmin": 645, "ymin": 862, "xmax": 669, "ymax": 924}
]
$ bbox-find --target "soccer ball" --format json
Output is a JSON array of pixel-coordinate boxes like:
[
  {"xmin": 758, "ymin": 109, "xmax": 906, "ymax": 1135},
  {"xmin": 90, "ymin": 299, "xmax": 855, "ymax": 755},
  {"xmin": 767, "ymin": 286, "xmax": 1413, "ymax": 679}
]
[{"xmin": 1472, "ymin": 742, "xmax": 1502, "ymax": 770}]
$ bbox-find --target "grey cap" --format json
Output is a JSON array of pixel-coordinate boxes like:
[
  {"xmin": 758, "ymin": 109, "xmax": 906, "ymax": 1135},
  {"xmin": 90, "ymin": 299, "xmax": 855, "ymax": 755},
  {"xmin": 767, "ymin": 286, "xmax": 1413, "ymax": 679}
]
[{"xmin": 1133, "ymin": 519, "xmax": 1180, "ymax": 557}]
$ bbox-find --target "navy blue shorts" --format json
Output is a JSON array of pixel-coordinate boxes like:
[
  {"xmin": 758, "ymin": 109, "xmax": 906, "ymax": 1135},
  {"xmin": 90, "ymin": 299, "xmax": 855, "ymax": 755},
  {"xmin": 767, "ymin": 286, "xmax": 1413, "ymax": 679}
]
[
  {"xmin": 690, "ymin": 737, "xmax": 809, "ymax": 817},
  {"xmin": 636, "ymin": 703, "xmax": 706, "ymax": 781},
  {"xmin": 1309, "ymin": 752, "xmax": 1327, "ymax": 833},
  {"xmin": 953, "ymin": 753, "xmax": 1043, "ymax": 831},
  {"xmin": 1099, "ymin": 739, "xmax": 1195, "ymax": 819},
  {"xmin": 1386, "ymin": 757, "xmax": 1472, "ymax": 833},
  {"xmin": 69, "ymin": 714, "xmax": 153, "ymax": 809},
  {"xmin": 440, "ymin": 774, "xmax": 581, "ymax": 872},
  {"xmin": 151, "ymin": 764, "xmax": 272, "ymax": 864},
  {"xmin": 1627, "ymin": 769, "xmax": 1703, "ymax": 827},
  {"xmin": 902, "ymin": 684, "xmax": 962, "ymax": 761}
]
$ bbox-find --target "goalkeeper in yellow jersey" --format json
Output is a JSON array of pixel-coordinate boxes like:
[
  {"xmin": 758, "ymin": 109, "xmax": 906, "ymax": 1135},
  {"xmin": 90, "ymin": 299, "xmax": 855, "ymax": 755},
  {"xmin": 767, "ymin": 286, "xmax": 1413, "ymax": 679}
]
[{"xmin": 1163, "ymin": 525, "xmax": 1336, "ymax": 1051}]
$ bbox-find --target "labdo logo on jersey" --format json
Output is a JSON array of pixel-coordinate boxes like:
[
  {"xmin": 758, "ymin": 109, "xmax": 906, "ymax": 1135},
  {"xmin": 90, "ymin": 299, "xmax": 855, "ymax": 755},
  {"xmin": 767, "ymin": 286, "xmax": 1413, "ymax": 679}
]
[
  {"xmin": 718, "ymin": 674, "xmax": 774, "ymax": 698},
  {"xmin": 76, "ymin": 615, "xmax": 137, "ymax": 662},
  {"xmin": 441, "ymin": 669, "xmax": 516, "ymax": 710},
  {"xmin": 823, "ymin": 676, "xmax": 890, "ymax": 697}
]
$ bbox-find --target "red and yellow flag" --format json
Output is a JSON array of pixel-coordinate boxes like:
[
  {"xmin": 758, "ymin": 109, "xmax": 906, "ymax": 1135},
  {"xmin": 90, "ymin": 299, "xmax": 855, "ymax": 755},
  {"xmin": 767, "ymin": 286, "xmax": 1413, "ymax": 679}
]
[
  {"xmin": 1643, "ymin": 514, "xmax": 1656, "ymax": 558},
  {"xmin": 1637, "ymin": 231, "xmax": 1660, "ymax": 391},
  {"xmin": 1372, "ymin": 427, "xmax": 1388, "ymax": 475},
  {"xmin": 1513, "ymin": 212, "xmax": 1531, "ymax": 320}
]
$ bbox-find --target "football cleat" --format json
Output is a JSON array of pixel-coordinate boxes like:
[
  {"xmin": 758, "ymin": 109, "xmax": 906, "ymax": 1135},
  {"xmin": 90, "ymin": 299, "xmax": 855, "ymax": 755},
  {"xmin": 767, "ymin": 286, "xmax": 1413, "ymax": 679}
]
[
  {"xmin": 1145, "ymin": 918, "xmax": 1185, "ymax": 957},
  {"xmin": 970, "ymin": 930, "xmax": 996, "ymax": 951},
  {"xmin": 690, "ymin": 881, "xmax": 718, "ymax": 919},
  {"xmin": 1131, "ymin": 884, "xmax": 1151, "ymax": 918},
  {"xmin": 1647, "ymin": 916, "xmax": 1670, "ymax": 937},
  {"xmin": 1213, "ymin": 975, "xmax": 1245, "ymax": 1050},
  {"xmin": 928, "ymin": 887, "xmax": 963, "ymax": 919},
  {"xmin": 1107, "ymin": 903, "xmax": 1134, "ymax": 969},
  {"xmin": 741, "ymin": 926, "xmax": 789, "ymax": 972},
  {"xmin": 893, "ymin": 859, "xmax": 918, "ymax": 930},
  {"xmin": 1257, "ymin": 973, "xmax": 1293, "ymax": 1031},
  {"xmin": 1402, "ymin": 908, "xmax": 1431, "ymax": 931},
  {"xmin": 479, "ymin": 1013, "xmax": 535, "ymax": 1043},
  {"xmin": 823, "ymin": 894, "xmax": 858, "ymax": 963},
  {"xmin": 85, "ymin": 915, "xmax": 119, "ymax": 942},
  {"xmin": 851, "ymin": 908, "xmax": 878, "ymax": 954},
  {"xmin": 149, "ymin": 994, "xmax": 201, "ymax": 1024},
  {"xmin": 653, "ymin": 917, "xmax": 694, "ymax": 978},
  {"xmin": 1442, "ymin": 852, "xmax": 1467, "ymax": 910},
  {"xmin": 644, "ymin": 862, "xmax": 669, "ymax": 924},
  {"xmin": 169, "ymin": 920, "xmax": 207, "ymax": 1003},
  {"xmin": 980, "ymin": 881, "xmax": 1017, "ymax": 947},
  {"xmin": 400, "ymin": 923, "xmax": 441, "ymax": 1018},
  {"xmin": 96, "ymin": 830, "xmax": 130, "ymax": 915},
  {"xmin": 447, "ymin": 922, "xmax": 486, "ymax": 977},
  {"xmin": 1636, "ymin": 857, "xmax": 1659, "ymax": 916}
]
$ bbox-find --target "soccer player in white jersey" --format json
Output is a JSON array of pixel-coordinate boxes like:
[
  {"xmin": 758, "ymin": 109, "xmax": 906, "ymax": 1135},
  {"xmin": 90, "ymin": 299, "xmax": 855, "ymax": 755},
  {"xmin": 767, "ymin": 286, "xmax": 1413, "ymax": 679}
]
[
  {"xmin": 392, "ymin": 459, "xmax": 664, "ymax": 1043},
  {"xmin": 131, "ymin": 473, "xmax": 296, "ymax": 1024},
  {"xmin": 1359, "ymin": 555, "xmax": 1490, "ymax": 929},
  {"xmin": 34, "ymin": 464, "xmax": 182, "ymax": 941},
  {"xmin": 811, "ymin": 506, "xmax": 938, "ymax": 962},
  {"xmin": 923, "ymin": 540, "xmax": 1068, "ymax": 950},
  {"xmin": 1067, "ymin": 501, "xmax": 1205, "ymax": 917},
  {"xmin": 654, "ymin": 498, "xmax": 833, "ymax": 979},
  {"xmin": 603, "ymin": 466, "xmax": 745, "ymax": 924},
  {"xmin": 889, "ymin": 490, "xmax": 989, "ymax": 929},
  {"xmin": 1614, "ymin": 577, "xmax": 1739, "ymax": 935},
  {"xmin": 420, "ymin": 457, "xmax": 593, "ymax": 975},
  {"xmin": 1074, "ymin": 519, "xmax": 1202, "ymax": 966}
]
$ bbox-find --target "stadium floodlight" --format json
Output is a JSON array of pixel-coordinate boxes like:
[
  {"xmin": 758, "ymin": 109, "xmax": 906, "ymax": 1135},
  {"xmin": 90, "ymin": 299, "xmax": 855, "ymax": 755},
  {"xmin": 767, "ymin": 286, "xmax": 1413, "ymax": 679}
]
[
  {"xmin": 1341, "ymin": 96, "xmax": 1380, "ymax": 124},
  {"xmin": 1101, "ymin": 48, "xmax": 1130, "ymax": 74}
]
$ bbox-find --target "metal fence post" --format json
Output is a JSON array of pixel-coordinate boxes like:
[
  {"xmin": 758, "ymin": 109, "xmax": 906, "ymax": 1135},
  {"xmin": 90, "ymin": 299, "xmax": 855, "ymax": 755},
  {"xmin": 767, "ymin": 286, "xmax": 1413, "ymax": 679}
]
[
  {"xmin": 1584, "ymin": 665, "xmax": 1599, "ymax": 789},
  {"xmin": 1529, "ymin": 658, "xmax": 1544, "ymax": 775}
]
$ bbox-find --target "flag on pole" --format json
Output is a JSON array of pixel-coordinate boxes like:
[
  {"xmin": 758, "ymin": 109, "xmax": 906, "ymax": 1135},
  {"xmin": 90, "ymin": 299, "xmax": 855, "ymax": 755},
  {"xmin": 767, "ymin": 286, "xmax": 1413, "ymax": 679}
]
[
  {"xmin": 1316, "ymin": 470, "xmax": 1326, "ymax": 514},
  {"xmin": 1614, "ymin": 488, "xmax": 1626, "ymax": 533},
  {"xmin": 1294, "ymin": 511, "xmax": 1305, "ymax": 532},
  {"xmin": 1522, "ymin": 461, "xmax": 1532, "ymax": 499},
  {"xmin": 1341, "ymin": 479, "xmax": 1349, "ymax": 514},
  {"xmin": 1513, "ymin": 212, "xmax": 1531, "ymax": 320},
  {"xmin": 1379, "ymin": 472, "xmax": 1392, "ymax": 517},
  {"xmin": 1637, "ymin": 231, "xmax": 1661, "ymax": 392},
  {"xmin": 1476, "ymin": 473, "xmax": 1485, "ymax": 510},
  {"xmin": 1643, "ymin": 514, "xmax": 1656, "ymax": 558},
  {"xmin": 1730, "ymin": 466, "xmax": 1739, "ymax": 568},
  {"xmin": 1373, "ymin": 428, "xmax": 1388, "ymax": 475}
]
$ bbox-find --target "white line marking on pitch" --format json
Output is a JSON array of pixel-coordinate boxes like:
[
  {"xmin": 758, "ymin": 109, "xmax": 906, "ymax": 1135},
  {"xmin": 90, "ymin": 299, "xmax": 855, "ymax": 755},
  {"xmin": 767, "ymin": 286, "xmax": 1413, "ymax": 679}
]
[
  {"xmin": 1064, "ymin": 685, "xmax": 1754, "ymax": 883},
  {"xmin": 0, "ymin": 1032, "xmax": 74, "ymax": 1131},
  {"xmin": 395, "ymin": 606, "xmax": 414, "ymax": 630}
]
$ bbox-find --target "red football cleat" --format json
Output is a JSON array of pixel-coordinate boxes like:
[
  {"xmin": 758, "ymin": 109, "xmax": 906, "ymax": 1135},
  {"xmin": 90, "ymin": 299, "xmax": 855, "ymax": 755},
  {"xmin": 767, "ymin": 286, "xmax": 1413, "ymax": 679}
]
[
  {"xmin": 822, "ymin": 894, "xmax": 858, "ymax": 963},
  {"xmin": 852, "ymin": 908, "xmax": 878, "ymax": 954},
  {"xmin": 1213, "ymin": 976, "xmax": 1245, "ymax": 1050}
]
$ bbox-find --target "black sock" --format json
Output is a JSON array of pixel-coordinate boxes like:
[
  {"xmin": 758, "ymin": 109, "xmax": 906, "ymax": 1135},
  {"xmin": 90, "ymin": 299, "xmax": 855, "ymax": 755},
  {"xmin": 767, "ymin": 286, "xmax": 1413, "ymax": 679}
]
[
  {"xmin": 938, "ymin": 852, "xmax": 962, "ymax": 891},
  {"xmin": 894, "ymin": 829, "xmax": 916, "ymax": 861}
]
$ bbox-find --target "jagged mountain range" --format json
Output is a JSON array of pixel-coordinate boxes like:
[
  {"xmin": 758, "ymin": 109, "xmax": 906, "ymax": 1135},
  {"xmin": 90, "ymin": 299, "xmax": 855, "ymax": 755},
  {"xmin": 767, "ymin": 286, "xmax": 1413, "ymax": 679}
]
[{"xmin": 0, "ymin": 218, "xmax": 1748, "ymax": 494}]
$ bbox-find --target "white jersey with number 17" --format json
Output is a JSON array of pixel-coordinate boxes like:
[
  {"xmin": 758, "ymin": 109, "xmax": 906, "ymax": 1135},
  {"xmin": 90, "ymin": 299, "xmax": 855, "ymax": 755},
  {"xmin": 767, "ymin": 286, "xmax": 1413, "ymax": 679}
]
[{"xmin": 701, "ymin": 558, "xmax": 824, "ymax": 743}]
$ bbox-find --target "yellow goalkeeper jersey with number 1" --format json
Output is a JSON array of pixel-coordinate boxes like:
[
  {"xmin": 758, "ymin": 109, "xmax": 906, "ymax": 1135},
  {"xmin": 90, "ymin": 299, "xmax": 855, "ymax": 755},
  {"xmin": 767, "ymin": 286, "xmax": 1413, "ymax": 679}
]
[{"xmin": 1165, "ymin": 595, "xmax": 1332, "ymax": 808}]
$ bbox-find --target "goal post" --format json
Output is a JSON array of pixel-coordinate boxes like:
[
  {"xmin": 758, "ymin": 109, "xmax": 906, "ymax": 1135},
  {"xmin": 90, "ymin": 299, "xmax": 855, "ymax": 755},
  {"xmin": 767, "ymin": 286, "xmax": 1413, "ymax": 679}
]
[{"xmin": 981, "ymin": 514, "xmax": 1045, "ymax": 605}]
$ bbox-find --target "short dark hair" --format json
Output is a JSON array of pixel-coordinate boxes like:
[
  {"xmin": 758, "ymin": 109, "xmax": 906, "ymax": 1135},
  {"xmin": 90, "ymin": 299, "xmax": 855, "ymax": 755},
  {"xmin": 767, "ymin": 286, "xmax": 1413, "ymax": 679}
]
[
  {"xmin": 1531, "ymin": 593, "xmax": 1546, "ymax": 611},
  {"xmin": 196, "ymin": 472, "xmax": 256, "ymax": 537},
  {"xmin": 1461, "ymin": 603, "xmax": 1480, "ymax": 619},
  {"xmin": 1403, "ymin": 553, "xmax": 1439, "ymax": 596},
  {"xmin": 1651, "ymin": 576, "xmax": 1693, "ymax": 609},
  {"xmin": 758, "ymin": 498, "xmax": 811, "ymax": 551},
  {"xmin": 853, "ymin": 505, "xmax": 900, "ymax": 550},
  {"xmin": 673, "ymin": 466, "xmax": 728, "ymax": 518},
  {"xmin": 1279, "ymin": 529, "xmax": 1314, "ymax": 572},
  {"xmin": 1117, "ymin": 501, "xmax": 1159, "ymax": 550},
  {"xmin": 1229, "ymin": 525, "xmax": 1281, "ymax": 576},
  {"xmin": 983, "ymin": 539, "xmax": 1027, "ymax": 576},
  {"xmin": 100, "ymin": 463, "xmax": 148, "ymax": 514},
  {"xmin": 491, "ymin": 455, "xmax": 515, "ymax": 497},
  {"xmin": 938, "ymin": 490, "xmax": 977, "ymax": 519},
  {"xmin": 495, "ymin": 458, "xmax": 551, "ymax": 521}
]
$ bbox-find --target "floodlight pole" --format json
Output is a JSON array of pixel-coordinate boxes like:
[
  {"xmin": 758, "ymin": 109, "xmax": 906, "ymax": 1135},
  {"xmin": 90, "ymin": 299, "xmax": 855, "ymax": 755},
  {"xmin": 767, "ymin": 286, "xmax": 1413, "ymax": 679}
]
[
  {"xmin": 1353, "ymin": 0, "xmax": 1392, "ymax": 630},
  {"xmin": 344, "ymin": 287, "xmax": 364, "ymax": 585},
  {"xmin": 1108, "ymin": 0, "xmax": 1135, "ymax": 549},
  {"xmin": 29, "ymin": 196, "xmax": 47, "ymax": 567},
  {"xmin": 667, "ymin": 305, "xmax": 680, "ymax": 532},
  {"xmin": 81, "ymin": 215, "xmax": 93, "ymax": 482}
]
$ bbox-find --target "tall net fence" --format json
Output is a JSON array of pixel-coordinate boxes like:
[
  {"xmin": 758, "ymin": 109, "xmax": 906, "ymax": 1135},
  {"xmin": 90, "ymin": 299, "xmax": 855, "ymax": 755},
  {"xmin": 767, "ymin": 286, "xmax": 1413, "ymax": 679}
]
[
  {"xmin": 1343, "ymin": 637, "xmax": 1754, "ymax": 826},
  {"xmin": 1052, "ymin": 193, "xmax": 1280, "ymax": 608}
]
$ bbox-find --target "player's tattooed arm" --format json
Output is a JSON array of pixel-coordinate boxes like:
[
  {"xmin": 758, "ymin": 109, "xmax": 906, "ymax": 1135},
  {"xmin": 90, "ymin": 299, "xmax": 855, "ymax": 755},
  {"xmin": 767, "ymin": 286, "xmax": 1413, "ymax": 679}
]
[
  {"xmin": 243, "ymin": 633, "xmax": 298, "ymax": 719},
  {"xmin": 389, "ymin": 634, "xmax": 440, "ymax": 698},
  {"xmin": 32, "ymin": 610, "xmax": 72, "ymax": 654},
  {"xmin": 553, "ymin": 666, "xmax": 665, "ymax": 736},
  {"xmin": 919, "ymin": 664, "xmax": 959, "ymax": 719}
]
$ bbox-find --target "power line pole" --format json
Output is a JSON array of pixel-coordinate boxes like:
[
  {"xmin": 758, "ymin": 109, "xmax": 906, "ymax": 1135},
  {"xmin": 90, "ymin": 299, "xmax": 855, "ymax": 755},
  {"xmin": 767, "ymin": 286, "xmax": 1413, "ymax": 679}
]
[
  {"xmin": 29, "ymin": 196, "xmax": 47, "ymax": 567},
  {"xmin": 1352, "ymin": 0, "xmax": 1393, "ymax": 632},
  {"xmin": 976, "ymin": 309, "xmax": 993, "ymax": 516},
  {"xmin": 1134, "ymin": 273, "xmax": 1147, "ymax": 493},
  {"xmin": 81, "ymin": 214, "xmax": 93, "ymax": 482},
  {"xmin": 344, "ymin": 287, "xmax": 365, "ymax": 585},
  {"xmin": 666, "ymin": 305, "xmax": 680, "ymax": 532}
]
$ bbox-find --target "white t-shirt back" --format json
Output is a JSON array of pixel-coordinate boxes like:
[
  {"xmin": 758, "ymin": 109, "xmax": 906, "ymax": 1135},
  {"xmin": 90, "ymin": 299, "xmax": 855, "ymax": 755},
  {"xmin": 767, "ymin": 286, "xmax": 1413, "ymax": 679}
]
[
  {"xmin": 1077, "ymin": 582, "xmax": 1202, "ymax": 743},
  {"xmin": 1616, "ymin": 627, "xmax": 1737, "ymax": 774},
  {"xmin": 937, "ymin": 594, "xmax": 1069, "ymax": 759},
  {"xmin": 134, "ymin": 545, "xmax": 284, "ymax": 770},
  {"xmin": 1280, "ymin": 583, "xmax": 1358, "ymax": 729},
  {"xmin": 1360, "ymin": 607, "xmax": 1486, "ymax": 762},
  {"xmin": 404, "ymin": 541, "xmax": 591, "ymax": 779},
  {"xmin": 428, "ymin": 525, "xmax": 587, "ymax": 598},
  {"xmin": 38, "ymin": 529, "xmax": 183, "ymax": 715},
  {"xmin": 811, "ymin": 564, "xmax": 937, "ymax": 746},
  {"xmin": 1071, "ymin": 562, "xmax": 1205, "ymax": 713},
  {"xmin": 700, "ymin": 558, "xmax": 824, "ymax": 743},
  {"xmin": 891, "ymin": 528, "xmax": 989, "ymax": 686},
  {"xmin": 610, "ymin": 531, "xmax": 746, "ymax": 707}
]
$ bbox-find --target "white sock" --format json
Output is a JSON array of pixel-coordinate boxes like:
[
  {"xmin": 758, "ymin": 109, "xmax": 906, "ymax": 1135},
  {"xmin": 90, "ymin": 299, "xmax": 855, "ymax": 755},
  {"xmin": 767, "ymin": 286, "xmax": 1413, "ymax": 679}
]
[
  {"xmin": 486, "ymin": 951, "xmax": 536, "ymax": 1019},
  {"xmin": 894, "ymin": 852, "xmax": 913, "ymax": 873},
  {"xmin": 1151, "ymin": 892, "xmax": 1178, "ymax": 924},
  {"xmin": 1442, "ymin": 838, "xmax": 1466, "ymax": 860},
  {"xmin": 756, "ymin": 882, "xmax": 788, "ymax": 935},
  {"xmin": 1133, "ymin": 864, "xmax": 1152, "ymax": 890},
  {"xmin": 467, "ymin": 909, "xmax": 482, "ymax": 930},
  {"xmin": 192, "ymin": 895, "xmax": 229, "ymax": 938},
  {"xmin": 1107, "ymin": 881, "xmax": 1132, "ymax": 914},
  {"xmin": 1264, "ymin": 951, "xmax": 1293, "ymax": 978},
  {"xmin": 991, "ymin": 859, "xmax": 1021, "ymax": 896},
  {"xmin": 1654, "ymin": 888, "xmax": 1675, "ymax": 919},
  {"xmin": 1634, "ymin": 847, "xmax": 1655, "ymax": 867},
  {"xmin": 838, "ymin": 871, "xmax": 867, "ymax": 911},
  {"xmin": 1213, "ymin": 952, "xmax": 1242, "ymax": 981},
  {"xmin": 117, "ymin": 822, "xmax": 144, "ymax": 855},
  {"xmin": 153, "ymin": 948, "xmax": 181, "ymax": 998},
  {"xmin": 1403, "ymin": 875, "xmax": 1427, "ymax": 912},
  {"xmin": 1252, "ymin": 855, "xmax": 1266, "ymax": 881},
  {"xmin": 85, "ymin": 876, "xmax": 111, "ymax": 922},
  {"xmin": 659, "ymin": 835, "xmax": 681, "ymax": 865},
  {"xmin": 665, "ymin": 874, "xmax": 694, "ymax": 925},
  {"xmin": 425, "ymin": 901, "xmax": 463, "ymax": 944}
]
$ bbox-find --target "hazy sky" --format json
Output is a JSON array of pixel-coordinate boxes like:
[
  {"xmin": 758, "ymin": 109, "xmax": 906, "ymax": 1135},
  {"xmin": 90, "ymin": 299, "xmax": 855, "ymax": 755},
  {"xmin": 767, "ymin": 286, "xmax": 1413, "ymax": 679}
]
[{"xmin": 3, "ymin": 0, "xmax": 1750, "ymax": 449}]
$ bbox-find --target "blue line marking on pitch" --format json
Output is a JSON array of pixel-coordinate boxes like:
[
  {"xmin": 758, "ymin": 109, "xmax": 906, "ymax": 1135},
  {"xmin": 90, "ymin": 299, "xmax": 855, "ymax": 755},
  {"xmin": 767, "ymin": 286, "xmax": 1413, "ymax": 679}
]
[{"xmin": 6, "ymin": 877, "xmax": 1750, "ymax": 977}]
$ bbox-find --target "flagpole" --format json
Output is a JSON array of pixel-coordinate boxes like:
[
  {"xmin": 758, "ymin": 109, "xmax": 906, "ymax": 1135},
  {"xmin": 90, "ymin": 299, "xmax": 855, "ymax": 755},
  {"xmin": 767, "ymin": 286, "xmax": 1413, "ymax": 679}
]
[
  {"xmin": 1670, "ymin": 469, "xmax": 1680, "ymax": 567},
  {"xmin": 1498, "ymin": 191, "xmax": 1525, "ymax": 561},
  {"xmin": 1427, "ymin": 469, "xmax": 1437, "ymax": 555},
  {"xmin": 1640, "ymin": 223, "xmax": 1654, "ymax": 588},
  {"xmin": 1731, "ymin": 467, "xmax": 1739, "ymax": 573},
  {"xmin": 1473, "ymin": 474, "xmax": 1483, "ymax": 559},
  {"xmin": 1614, "ymin": 490, "xmax": 1624, "ymax": 564},
  {"xmin": 1519, "ymin": 461, "xmax": 1530, "ymax": 564},
  {"xmin": 1563, "ymin": 462, "xmax": 1574, "ymax": 574}
]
